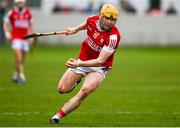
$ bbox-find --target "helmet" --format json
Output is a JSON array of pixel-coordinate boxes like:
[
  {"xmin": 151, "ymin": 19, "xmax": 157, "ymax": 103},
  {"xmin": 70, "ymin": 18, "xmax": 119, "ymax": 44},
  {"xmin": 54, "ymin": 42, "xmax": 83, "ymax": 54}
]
[
  {"xmin": 14, "ymin": 0, "xmax": 26, "ymax": 3},
  {"xmin": 100, "ymin": 4, "xmax": 119, "ymax": 19}
]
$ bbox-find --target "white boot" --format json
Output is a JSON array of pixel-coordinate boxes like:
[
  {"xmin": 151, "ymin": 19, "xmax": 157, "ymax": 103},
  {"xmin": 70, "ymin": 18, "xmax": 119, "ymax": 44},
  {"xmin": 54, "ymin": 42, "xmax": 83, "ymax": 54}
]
[
  {"xmin": 12, "ymin": 71, "xmax": 18, "ymax": 82},
  {"xmin": 19, "ymin": 73, "xmax": 26, "ymax": 82}
]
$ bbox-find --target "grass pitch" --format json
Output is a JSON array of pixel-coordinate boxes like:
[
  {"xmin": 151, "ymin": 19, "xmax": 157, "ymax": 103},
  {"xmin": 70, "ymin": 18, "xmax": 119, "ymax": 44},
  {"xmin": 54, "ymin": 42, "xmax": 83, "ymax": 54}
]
[{"xmin": 0, "ymin": 44, "xmax": 180, "ymax": 127}]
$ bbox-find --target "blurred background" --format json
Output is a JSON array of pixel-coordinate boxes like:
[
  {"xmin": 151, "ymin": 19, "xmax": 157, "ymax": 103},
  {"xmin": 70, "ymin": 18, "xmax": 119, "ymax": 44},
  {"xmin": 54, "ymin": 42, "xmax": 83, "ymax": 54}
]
[{"xmin": 0, "ymin": 0, "xmax": 180, "ymax": 45}]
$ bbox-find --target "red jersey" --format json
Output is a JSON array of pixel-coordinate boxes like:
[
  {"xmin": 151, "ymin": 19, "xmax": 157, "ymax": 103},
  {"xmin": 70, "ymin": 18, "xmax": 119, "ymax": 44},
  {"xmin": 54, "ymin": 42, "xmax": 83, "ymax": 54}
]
[
  {"xmin": 78, "ymin": 15, "xmax": 121, "ymax": 68},
  {"xmin": 5, "ymin": 8, "xmax": 32, "ymax": 40}
]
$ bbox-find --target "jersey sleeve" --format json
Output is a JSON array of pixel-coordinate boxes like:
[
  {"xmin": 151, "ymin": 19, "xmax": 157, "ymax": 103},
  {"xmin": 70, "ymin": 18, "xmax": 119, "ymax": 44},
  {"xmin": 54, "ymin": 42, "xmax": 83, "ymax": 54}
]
[
  {"xmin": 4, "ymin": 10, "xmax": 13, "ymax": 23},
  {"xmin": 102, "ymin": 33, "xmax": 120, "ymax": 53},
  {"xmin": 86, "ymin": 15, "xmax": 98, "ymax": 25}
]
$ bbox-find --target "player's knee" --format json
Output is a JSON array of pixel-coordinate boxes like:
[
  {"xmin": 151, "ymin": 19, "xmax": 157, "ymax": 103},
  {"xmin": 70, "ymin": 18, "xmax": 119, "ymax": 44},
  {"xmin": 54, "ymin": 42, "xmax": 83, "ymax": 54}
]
[
  {"xmin": 16, "ymin": 59, "xmax": 22, "ymax": 65},
  {"xmin": 79, "ymin": 87, "xmax": 91, "ymax": 100},
  {"xmin": 57, "ymin": 85, "xmax": 66, "ymax": 94},
  {"xmin": 57, "ymin": 84, "xmax": 71, "ymax": 94}
]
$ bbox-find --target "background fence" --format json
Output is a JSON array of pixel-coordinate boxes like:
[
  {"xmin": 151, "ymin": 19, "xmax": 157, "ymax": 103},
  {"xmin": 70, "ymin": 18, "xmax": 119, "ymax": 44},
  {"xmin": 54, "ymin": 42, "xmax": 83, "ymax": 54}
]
[{"xmin": 32, "ymin": 10, "xmax": 180, "ymax": 45}]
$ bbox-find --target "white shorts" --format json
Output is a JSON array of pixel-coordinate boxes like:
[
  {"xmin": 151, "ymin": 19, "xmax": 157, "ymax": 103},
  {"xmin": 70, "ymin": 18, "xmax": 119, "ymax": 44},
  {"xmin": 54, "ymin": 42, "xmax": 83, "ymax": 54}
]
[
  {"xmin": 12, "ymin": 39, "xmax": 29, "ymax": 52},
  {"xmin": 71, "ymin": 67, "xmax": 111, "ymax": 78}
]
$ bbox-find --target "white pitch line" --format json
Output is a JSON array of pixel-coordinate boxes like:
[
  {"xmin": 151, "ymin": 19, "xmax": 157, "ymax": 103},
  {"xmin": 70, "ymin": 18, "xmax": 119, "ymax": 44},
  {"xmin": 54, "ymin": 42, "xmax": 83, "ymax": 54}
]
[
  {"xmin": 1, "ymin": 111, "xmax": 41, "ymax": 116},
  {"xmin": 0, "ymin": 111, "xmax": 179, "ymax": 116}
]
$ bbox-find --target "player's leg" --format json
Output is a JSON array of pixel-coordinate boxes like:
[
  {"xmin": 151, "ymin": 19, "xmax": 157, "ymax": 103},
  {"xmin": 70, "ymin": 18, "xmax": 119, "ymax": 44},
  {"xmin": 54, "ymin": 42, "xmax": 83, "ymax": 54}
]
[
  {"xmin": 11, "ymin": 39, "xmax": 26, "ymax": 83},
  {"xmin": 18, "ymin": 50, "xmax": 27, "ymax": 81},
  {"xmin": 57, "ymin": 68, "xmax": 83, "ymax": 94},
  {"xmin": 13, "ymin": 49, "xmax": 25, "ymax": 83},
  {"xmin": 11, "ymin": 40, "xmax": 20, "ymax": 82},
  {"xmin": 50, "ymin": 72, "xmax": 104, "ymax": 124},
  {"xmin": 61, "ymin": 72, "xmax": 104, "ymax": 114},
  {"xmin": 19, "ymin": 40, "xmax": 30, "ymax": 82}
]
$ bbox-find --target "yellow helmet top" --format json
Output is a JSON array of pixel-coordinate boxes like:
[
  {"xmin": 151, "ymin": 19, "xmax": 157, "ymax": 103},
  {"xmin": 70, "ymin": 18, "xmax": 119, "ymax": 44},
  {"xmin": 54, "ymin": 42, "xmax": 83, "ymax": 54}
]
[{"xmin": 100, "ymin": 4, "xmax": 119, "ymax": 20}]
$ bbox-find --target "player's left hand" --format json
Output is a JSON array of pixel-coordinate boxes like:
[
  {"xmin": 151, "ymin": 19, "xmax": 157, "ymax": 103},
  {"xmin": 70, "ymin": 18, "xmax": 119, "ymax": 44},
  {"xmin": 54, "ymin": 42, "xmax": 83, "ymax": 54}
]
[
  {"xmin": 66, "ymin": 27, "xmax": 78, "ymax": 35},
  {"xmin": 66, "ymin": 58, "xmax": 78, "ymax": 68}
]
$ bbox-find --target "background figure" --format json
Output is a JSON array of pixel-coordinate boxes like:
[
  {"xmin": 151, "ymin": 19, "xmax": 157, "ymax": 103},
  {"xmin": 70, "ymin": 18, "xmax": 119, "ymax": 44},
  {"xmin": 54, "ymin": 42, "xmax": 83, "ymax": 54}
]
[
  {"xmin": 3, "ymin": 0, "xmax": 36, "ymax": 84},
  {"xmin": 149, "ymin": 0, "xmax": 161, "ymax": 10},
  {"xmin": 121, "ymin": 0, "xmax": 136, "ymax": 14},
  {"xmin": 147, "ymin": 0, "xmax": 162, "ymax": 15},
  {"xmin": 0, "ymin": 0, "xmax": 8, "ymax": 45},
  {"xmin": 166, "ymin": 3, "xmax": 177, "ymax": 15},
  {"xmin": 52, "ymin": 2, "xmax": 62, "ymax": 13},
  {"xmin": 82, "ymin": 1, "xmax": 94, "ymax": 13}
]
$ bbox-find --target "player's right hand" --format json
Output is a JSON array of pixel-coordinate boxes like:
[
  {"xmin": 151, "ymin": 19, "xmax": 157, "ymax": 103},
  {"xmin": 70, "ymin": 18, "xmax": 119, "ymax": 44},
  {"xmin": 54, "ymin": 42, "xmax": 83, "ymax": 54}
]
[
  {"xmin": 66, "ymin": 27, "xmax": 78, "ymax": 35},
  {"xmin": 66, "ymin": 58, "xmax": 78, "ymax": 68},
  {"xmin": 5, "ymin": 31, "xmax": 12, "ymax": 41}
]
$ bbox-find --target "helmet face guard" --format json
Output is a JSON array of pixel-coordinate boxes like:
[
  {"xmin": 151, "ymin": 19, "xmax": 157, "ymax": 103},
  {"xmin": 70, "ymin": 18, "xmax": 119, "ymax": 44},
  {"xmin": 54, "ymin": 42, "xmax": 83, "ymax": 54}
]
[
  {"xmin": 14, "ymin": 0, "xmax": 26, "ymax": 3},
  {"xmin": 100, "ymin": 4, "xmax": 119, "ymax": 20},
  {"xmin": 14, "ymin": 0, "xmax": 26, "ymax": 11}
]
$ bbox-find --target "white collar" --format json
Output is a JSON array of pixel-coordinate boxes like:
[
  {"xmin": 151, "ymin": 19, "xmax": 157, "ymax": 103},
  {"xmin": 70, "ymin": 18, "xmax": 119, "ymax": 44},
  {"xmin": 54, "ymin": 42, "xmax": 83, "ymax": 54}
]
[{"xmin": 96, "ymin": 20, "xmax": 106, "ymax": 32}]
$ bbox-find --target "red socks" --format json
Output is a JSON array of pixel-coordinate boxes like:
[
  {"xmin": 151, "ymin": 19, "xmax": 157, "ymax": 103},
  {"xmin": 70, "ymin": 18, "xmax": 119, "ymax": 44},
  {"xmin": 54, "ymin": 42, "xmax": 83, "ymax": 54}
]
[{"xmin": 57, "ymin": 109, "xmax": 65, "ymax": 118}]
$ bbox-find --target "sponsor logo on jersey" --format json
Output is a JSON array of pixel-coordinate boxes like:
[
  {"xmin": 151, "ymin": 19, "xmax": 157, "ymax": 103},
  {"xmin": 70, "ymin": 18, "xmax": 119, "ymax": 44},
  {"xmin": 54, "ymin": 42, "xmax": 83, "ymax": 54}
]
[
  {"xmin": 87, "ymin": 36, "xmax": 102, "ymax": 52},
  {"xmin": 15, "ymin": 20, "xmax": 29, "ymax": 28}
]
